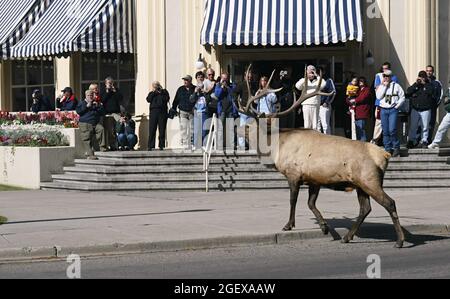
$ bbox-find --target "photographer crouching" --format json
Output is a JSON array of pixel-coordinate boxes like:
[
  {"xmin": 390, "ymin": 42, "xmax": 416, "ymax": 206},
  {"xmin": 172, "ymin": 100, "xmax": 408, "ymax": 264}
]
[{"xmin": 116, "ymin": 112, "xmax": 138, "ymax": 151}]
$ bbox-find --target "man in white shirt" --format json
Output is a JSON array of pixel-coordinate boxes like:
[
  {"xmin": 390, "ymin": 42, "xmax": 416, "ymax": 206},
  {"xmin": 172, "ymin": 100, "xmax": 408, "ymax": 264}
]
[
  {"xmin": 375, "ymin": 70, "xmax": 406, "ymax": 157},
  {"xmin": 295, "ymin": 66, "xmax": 327, "ymax": 131}
]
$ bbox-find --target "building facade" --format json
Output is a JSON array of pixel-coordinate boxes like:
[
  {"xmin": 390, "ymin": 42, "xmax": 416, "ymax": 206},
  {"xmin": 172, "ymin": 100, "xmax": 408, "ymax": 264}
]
[{"xmin": 0, "ymin": 0, "xmax": 449, "ymax": 148}]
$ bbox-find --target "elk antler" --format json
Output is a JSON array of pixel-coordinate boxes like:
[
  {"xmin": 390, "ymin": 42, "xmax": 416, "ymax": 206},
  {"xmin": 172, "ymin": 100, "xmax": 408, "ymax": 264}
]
[
  {"xmin": 269, "ymin": 67, "xmax": 335, "ymax": 118},
  {"xmin": 237, "ymin": 64, "xmax": 283, "ymax": 118}
]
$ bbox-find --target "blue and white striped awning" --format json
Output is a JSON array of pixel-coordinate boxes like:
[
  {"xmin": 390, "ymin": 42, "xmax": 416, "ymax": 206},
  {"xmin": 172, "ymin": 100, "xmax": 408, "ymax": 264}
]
[
  {"xmin": 10, "ymin": 0, "xmax": 134, "ymax": 58},
  {"xmin": 0, "ymin": 0, "xmax": 53, "ymax": 59},
  {"xmin": 201, "ymin": 0, "xmax": 364, "ymax": 46}
]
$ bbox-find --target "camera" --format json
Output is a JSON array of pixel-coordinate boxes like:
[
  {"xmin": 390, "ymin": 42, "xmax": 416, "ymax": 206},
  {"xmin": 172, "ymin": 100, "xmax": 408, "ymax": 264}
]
[{"xmin": 385, "ymin": 95, "xmax": 392, "ymax": 105}]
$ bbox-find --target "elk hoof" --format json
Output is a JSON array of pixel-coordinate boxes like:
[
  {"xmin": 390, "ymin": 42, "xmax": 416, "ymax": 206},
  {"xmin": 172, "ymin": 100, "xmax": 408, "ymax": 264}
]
[
  {"xmin": 283, "ymin": 223, "xmax": 295, "ymax": 231},
  {"xmin": 395, "ymin": 241, "xmax": 404, "ymax": 249},
  {"xmin": 320, "ymin": 224, "xmax": 329, "ymax": 235},
  {"xmin": 341, "ymin": 236, "xmax": 351, "ymax": 244}
]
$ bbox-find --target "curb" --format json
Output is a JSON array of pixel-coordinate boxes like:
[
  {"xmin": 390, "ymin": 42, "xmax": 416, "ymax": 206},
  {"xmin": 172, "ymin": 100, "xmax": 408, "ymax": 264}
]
[{"xmin": 0, "ymin": 224, "xmax": 448, "ymax": 263}]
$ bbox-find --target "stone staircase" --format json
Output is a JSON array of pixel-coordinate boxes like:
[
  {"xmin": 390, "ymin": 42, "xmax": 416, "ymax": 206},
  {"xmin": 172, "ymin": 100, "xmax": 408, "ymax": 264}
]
[{"xmin": 40, "ymin": 148, "xmax": 450, "ymax": 192}]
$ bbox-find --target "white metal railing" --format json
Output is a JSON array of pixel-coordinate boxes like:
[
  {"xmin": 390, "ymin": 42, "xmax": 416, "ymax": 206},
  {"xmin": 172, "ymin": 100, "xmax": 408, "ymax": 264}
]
[{"xmin": 202, "ymin": 113, "xmax": 218, "ymax": 192}]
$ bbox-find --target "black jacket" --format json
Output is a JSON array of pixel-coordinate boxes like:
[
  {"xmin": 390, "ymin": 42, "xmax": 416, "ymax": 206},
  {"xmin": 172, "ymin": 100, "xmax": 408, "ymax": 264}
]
[
  {"xmin": 406, "ymin": 82, "xmax": 435, "ymax": 112},
  {"xmin": 101, "ymin": 89, "xmax": 125, "ymax": 114},
  {"xmin": 233, "ymin": 81, "xmax": 258, "ymax": 108},
  {"xmin": 172, "ymin": 85, "xmax": 196, "ymax": 113},
  {"xmin": 147, "ymin": 89, "xmax": 170, "ymax": 111},
  {"xmin": 31, "ymin": 96, "xmax": 54, "ymax": 113},
  {"xmin": 76, "ymin": 100, "xmax": 106, "ymax": 125}
]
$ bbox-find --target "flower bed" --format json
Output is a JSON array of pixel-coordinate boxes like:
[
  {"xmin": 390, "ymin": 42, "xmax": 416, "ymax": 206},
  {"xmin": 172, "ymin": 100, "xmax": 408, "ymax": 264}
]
[
  {"xmin": 0, "ymin": 111, "xmax": 79, "ymax": 128},
  {"xmin": 0, "ymin": 124, "xmax": 69, "ymax": 147}
]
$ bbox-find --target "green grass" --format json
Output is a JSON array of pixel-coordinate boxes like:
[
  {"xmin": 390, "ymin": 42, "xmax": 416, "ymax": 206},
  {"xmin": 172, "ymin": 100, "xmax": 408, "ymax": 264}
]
[
  {"xmin": 0, "ymin": 184, "xmax": 25, "ymax": 191},
  {"xmin": 0, "ymin": 216, "xmax": 7, "ymax": 225}
]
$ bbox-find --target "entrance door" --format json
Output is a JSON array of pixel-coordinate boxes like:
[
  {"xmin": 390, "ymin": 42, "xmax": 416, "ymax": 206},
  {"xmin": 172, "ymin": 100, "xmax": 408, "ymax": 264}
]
[{"xmin": 231, "ymin": 58, "xmax": 346, "ymax": 133}]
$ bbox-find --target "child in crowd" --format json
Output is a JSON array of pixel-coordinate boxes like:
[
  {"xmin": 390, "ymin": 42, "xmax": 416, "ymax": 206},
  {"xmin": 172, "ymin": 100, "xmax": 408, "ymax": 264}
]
[
  {"xmin": 346, "ymin": 77, "xmax": 360, "ymax": 114},
  {"xmin": 346, "ymin": 77, "xmax": 360, "ymax": 140}
]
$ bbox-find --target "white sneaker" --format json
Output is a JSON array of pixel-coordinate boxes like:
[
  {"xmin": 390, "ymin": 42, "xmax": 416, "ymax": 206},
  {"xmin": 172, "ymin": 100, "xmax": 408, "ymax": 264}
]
[{"xmin": 428, "ymin": 143, "xmax": 439, "ymax": 149}]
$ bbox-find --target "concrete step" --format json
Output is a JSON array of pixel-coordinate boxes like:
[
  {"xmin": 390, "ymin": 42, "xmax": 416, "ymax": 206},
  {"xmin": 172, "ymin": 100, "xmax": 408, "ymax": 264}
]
[
  {"xmin": 95, "ymin": 150, "xmax": 259, "ymax": 159},
  {"xmin": 51, "ymin": 173, "xmax": 287, "ymax": 183},
  {"xmin": 62, "ymin": 165, "xmax": 278, "ymax": 175},
  {"xmin": 406, "ymin": 148, "xmax": 450, "ymax": 157},
  {"xmin": 41, "ymin": 179, "xmax": 450, "ymax": 192},
  {"xmin": 389, "ymin": 156, "xmax": 449, "ymax": 163},
  {"xmin": 51, "ymin": 170, "xmax": 450, "ymax": 184},
  {"xmin": 74, "ymin": 157, "xmax": 262, "ymax": 167}
]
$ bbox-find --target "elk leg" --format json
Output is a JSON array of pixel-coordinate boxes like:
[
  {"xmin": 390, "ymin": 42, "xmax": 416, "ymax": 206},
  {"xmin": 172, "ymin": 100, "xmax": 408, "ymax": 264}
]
[
  {"xmin": 342, "ymin": 189, "xmax": 372, "ymax": 244},
  {"xmin": 365, "ymin": 187, "xmax": 405, "ymax": 248},
  {"xmin": 307, "ymin": 185, "xmax": 329, "ymax": 235},
  {"xmin": 283, "ymin": 181, "xmax": 300, "ymax": 231}
]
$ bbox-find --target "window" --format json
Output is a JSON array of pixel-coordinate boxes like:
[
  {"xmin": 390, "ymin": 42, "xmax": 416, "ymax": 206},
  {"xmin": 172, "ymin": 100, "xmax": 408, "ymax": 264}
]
[
  {"xmin": 11, "ymin": 60, "xmax": 55, "ymax": 112},
  {"xmin": 80, "ymin": 53, "xmax": 136, "ymax": 114}
]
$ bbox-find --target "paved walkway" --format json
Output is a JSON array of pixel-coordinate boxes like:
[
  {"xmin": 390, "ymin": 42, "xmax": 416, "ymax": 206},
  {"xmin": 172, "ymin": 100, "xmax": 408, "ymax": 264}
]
[{"xmin": 0, "ymin": 189, "xmax": 448, "ymax": 258}]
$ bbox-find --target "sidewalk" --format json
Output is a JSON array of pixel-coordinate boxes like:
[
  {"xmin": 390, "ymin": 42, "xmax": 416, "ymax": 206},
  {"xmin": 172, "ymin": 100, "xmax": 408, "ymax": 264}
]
[{"xmin": 0, "ymin": 189, "xmax": 448, "ymax": 260}]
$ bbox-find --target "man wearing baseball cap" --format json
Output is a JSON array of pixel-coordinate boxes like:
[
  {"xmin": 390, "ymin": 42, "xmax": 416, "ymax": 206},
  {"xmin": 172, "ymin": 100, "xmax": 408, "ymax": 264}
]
[
  {"xmin": 57, "ymin": 87, "xmax": 78, "ymax": 111},
  {"xmin": 171, "ymin": 75, "xmax": 196, "ymax": 149},
  {"xmin": 375, "ymin": 70, "xmax": 406, "ymax": 157}
]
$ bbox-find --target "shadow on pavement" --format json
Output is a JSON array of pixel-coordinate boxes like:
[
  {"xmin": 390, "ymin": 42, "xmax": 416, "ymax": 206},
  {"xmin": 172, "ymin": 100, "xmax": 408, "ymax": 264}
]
[
  {"xmin": 323, "ymin": 218, "xmax": 449, "ymax": 248},
  {"xmin": 2, "ymin": 209, "xmax": 213, "ymax": 225}
]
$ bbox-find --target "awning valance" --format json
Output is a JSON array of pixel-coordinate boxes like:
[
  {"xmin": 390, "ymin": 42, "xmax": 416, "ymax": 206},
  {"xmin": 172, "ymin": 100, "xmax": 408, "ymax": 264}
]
[
  {"xmin": 200, "ymin": 0, "xmax": 364, "ymax": 46},
  {"xmin": 0, "ymin": 0, "xmax": 52, "ymax": 59},
  {"xmin": 10, "ymin": 0, "xmax": 135, "ymax": 58}
]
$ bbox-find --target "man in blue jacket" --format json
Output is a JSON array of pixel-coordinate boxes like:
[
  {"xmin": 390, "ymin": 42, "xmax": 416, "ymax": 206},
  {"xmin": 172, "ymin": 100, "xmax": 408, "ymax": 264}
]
[
  {"xmin": 215, "ymin": 72, "xmax": 238, "ymax": 150},
  {"xmin": 318, "ymin": 67, "xmax": 336, "ymax": 135},
  {"xmin": 76, "ymin": 90, "xmax": 107, "ymax": 160}
]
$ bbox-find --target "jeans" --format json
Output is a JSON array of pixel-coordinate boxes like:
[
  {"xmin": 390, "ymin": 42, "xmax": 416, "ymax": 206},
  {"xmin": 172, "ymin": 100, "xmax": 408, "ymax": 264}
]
[
  {"xmin": 381, "ymin": 108, "xmax": 400, "ymax": 151},
  {"xmin": 408, "ymin": 108, "xmax": 431, "ymax": 144},
  {"xmin": 432, "ymin": 113, "xmax": 450, "ymax": 144},
  {"xmin": 319, "ymin": 105, "xmax": 332, "ymax": 135},
  {"xmin": 238, "ymin": 113, "xmax": 253, "ymax": 148},
  {"xmin": 118, "ymin": 134, "xmax": 138, "ymax": 149},
  {"xmin": 355, "ymin": 119, "xmax": 368, "ymax": 142},
  {"xmin": 193, "ymin": 111, "xmax": 207, "ymax": 149}
]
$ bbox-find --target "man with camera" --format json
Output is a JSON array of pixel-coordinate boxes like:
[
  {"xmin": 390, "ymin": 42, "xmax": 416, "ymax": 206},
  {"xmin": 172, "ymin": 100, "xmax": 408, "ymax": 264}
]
[
  {"xmin": 406, "ymin": 71, "xmax": 436, "ymax": 149},
  {"xmin": 375, "ymin": 70, "xmax": 406, "ymax": 157},
  {"xmin": 56, "ymin": 87, "xmax": 77, "ymax": 111},
  {"xmin": 147, "ymin": 81, "xmax": 171, "ymax": 151},
  {"xmin": 101, "ymin": 77, "xmax": 125, "ymax": 151},
  {"xmin": 116, "ymin": 112, "xmax": 138, "ymax": 151},
  {"xmin": 429, "ymin": 85, "xmax": 450, "ymax": 149},
  {"xmin": 215, "ymin": 72, "xmax": 239, "ymax": 150},
  {"xmin": 76, "ymin": 90, "xmax": 107, "ymax": 160},
  {"xmin": 31, "ymin": 89, "xmax": 54, "ymax": 113}
]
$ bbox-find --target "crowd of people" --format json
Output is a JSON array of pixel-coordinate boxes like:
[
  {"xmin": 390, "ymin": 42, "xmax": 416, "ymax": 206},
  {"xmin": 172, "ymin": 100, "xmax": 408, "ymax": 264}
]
[{"xmin": 29, "ymin": 62, "xmax": 450, "ymax": 159}]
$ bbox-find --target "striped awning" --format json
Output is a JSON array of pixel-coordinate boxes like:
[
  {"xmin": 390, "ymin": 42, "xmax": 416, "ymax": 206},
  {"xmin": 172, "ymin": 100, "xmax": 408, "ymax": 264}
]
[
  {"xmin": 10, "ymin": 0, "xmax": 134, "ymax": 58},
  {"xmin": 201, "ymin": 0, "xmax": 364, "ymax": 46},
  {"xmin": 0, "ymin": 0, "xmax": 52, "ymax": 59}
]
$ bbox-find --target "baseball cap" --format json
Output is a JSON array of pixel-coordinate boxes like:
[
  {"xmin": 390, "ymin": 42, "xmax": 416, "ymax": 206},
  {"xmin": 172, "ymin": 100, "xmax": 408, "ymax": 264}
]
[
  {"xmin": 182, "ymin": 75, "xmax": 193, "ymax": 82},
  {"xmin": 61, "ymin": 87, "xmax": 73, "ymax": 93}
]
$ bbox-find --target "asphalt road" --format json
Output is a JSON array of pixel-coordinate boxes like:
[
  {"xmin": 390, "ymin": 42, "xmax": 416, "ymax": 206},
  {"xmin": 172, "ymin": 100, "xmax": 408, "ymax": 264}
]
[{"xmin": 0, "ymin": 234, "xmax": 449, "ymax": 279}]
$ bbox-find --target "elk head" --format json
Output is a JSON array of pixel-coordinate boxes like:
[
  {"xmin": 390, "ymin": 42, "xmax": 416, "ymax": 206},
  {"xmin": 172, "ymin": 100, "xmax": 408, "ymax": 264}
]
[{"xmin": 238, "ymin": 65, "xmax": 336, "ymax": 119}]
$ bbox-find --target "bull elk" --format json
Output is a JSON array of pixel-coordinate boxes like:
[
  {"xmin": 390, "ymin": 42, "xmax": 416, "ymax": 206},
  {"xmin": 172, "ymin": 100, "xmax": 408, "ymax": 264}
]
[{"xmin": 237, "ymin": 66, "xmax": 405, "ymax": 248}]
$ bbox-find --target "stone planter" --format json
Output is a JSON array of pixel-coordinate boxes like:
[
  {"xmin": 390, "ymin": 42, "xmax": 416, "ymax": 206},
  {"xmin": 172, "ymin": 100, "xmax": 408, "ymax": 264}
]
[{"xmin": 0, "ymin": 146, "xmax": 76, "ymax": 189}]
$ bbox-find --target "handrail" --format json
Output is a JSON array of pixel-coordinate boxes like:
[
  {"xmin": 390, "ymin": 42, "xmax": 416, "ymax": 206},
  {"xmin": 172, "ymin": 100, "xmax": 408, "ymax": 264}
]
[{"xmin": 202, "ymin": 114, "xmax": 218, "ymax": 192}]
